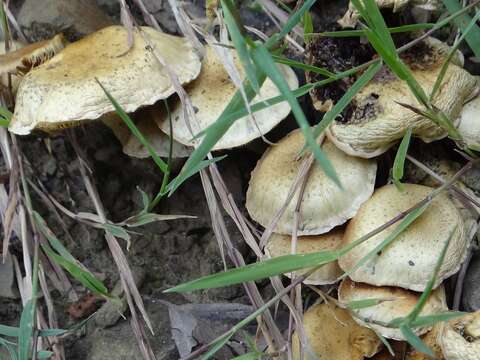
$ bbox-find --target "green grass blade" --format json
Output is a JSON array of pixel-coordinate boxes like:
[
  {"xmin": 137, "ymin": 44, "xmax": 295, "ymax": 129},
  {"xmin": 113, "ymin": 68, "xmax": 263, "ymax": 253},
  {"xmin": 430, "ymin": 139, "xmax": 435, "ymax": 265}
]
[
  {"xmin": 0, "ymin": 337, "xmax": 18, "ymax": 360},
  {"xmin": 393, "ymin": 127, "xmax": 412, "ymax": 189},
  {"xmin": 400, "ymin": 324, "xmax": 434, "ymax": 357},
  {"xmin": 165, "ymin": 251, "xmax": 338, "ymax": 293},
  {"xmin": 37, "ymin": 351, "xmax": 54, "ymax": 359},
  {"xmin": 272, "ymin": 54, "xmax": 335, "ymax": 78},
  {"xmin": 168, "ymin": 155, "xmax": 227, "ymax": 194},
  {"xmin": 430, "ymin": 10, "xmax": 480, "ymax": 101},
  {"xmin": 0, "ymin": 324, "xmax": 19, "ymax": 337},
  {"xmin": 442, "ymin": 0, "xmax": 480, "ymax": 59},
  {"xmin": 33, "ymin": 211, "xmax": 78, "ymax": 263},
  {"xmin": 410, "ymin": 312, "xmax": 465, "ymax": 327},
  {"xmin": 232, "ymin": 352, "xmax": 261, "ymax": 360},
  {"xmin": 313, "ymin": 61, "xmax": 382, "ymax": 139},
  {"xmin": 352, "ymin": 0, "xmax": 396, "ymax": 51},
  {"xmin": 251, "ymin": 44, "xmax": 341, "ymax": 187},
  {"xmin": 346, "ymin": 298, "xmax": 395, "ymax": 310},
  {"xmin": 303, "ymin": 11, "xmax": 314, "ymax": 44},
  {"xmin": 406, "ymin": 229, "xmax": 454, "ymax": 323},
  {"xmin": 341, "ymin": 203, "xmax": 430, "ymax": 277},
  {"xmin": 317, "ymin": 23, "xmax": 435, "ymax": 37},
  {"xmin": 221, "ymin": 0, "xmax": 260, "ymax": 92},
  {"xmin": 201, "ymin": 333, "xmax": 233, "ymax": 360},
  {"xmin": 41, "ymin": 245, "xmax": 111, "ymax": 298},
  {"xmin": 18, "ymin": 300, "xmax": 34, "ymax": 360},
  {"xmin": 265, "ymin": 0, "xmax": 317, "ymax": 49},
  {"xmin": 96, "ymin": 79, "xmax": 168, "ymax": 174}
]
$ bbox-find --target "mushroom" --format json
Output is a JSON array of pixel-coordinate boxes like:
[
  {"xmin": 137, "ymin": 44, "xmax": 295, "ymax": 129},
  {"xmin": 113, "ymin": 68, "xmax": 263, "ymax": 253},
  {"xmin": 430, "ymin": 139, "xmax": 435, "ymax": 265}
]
[
  {"xmin": 456, "ymin": 94, "xmax": 480, "ymax": 151},
  {"xmin": 339, "ymin": 184, "xmax": 467, "ymax": 292},
  {"xmin": 9, "ymin": 25, "xmax": 201, "ymax": 135},
  {"xmin": 338, "ymin": 0, "xmax": 441, "ymax": 28},
  {"xmin": 0, "ymin": 34, "xmax": 66, "ymax": 76},
  {"xmin": 292, "ymin": 302, "xmax": 382, "ymax": 360},
  {"xmin": 338, "ymin": 278, "xmax": 448, "ymax": 340},
  {"xmin": 157, "ymin": 44, "xmax": 299, "ymax": 150},
  {"xmin": 326, "ymin": 38, "xmax": 477, "ymax": 158},
  {"xmin": 439, "ymin": 310, "xmax": 480, "ymax": 360},
  {"xmin": 103, "ymin": 104, "xmax": 192, "ymax": 159},
  {"xmin": 265, "ymin": 228, "xmax": 344, "ymax": 285},
  {"xmin": 246, "ymin": 129, "xmax": 377, "ymax": 235}
]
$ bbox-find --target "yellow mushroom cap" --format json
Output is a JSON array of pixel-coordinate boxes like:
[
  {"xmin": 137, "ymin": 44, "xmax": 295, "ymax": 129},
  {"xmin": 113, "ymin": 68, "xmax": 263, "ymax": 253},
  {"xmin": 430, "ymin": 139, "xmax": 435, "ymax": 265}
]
[
  {"xmin": 246, "ymin": 129, "xmax": 377, "ymax": 235},
  {"xmin": 9, "ymin": 25, "xmax": 201, "ymax": 135},
  {"xmin": 457, "ymin": 94, "xmax": 480, "ymax": 150},
  {"xmin": 339, "ymin": 184, "xmax": 467, "ymax": 291},
  {"xmin": 157, "ymin": 45, "xmax": 299, "ymax": 150},
  {"xmin": 103, "ymin": 105, "xmax": 191, "ymax": 159},
  {"xmin": 338, "ymin": 278, "xmax": 447, "ymax": 340},
  {"xmin": 439, "ymin": 311, "xmax": 480, "ymax": 360},
  {"xmin": 293, "ymin": 302, "xmax": 382, "ymax": 360},
  {"xmin": 265, "ymin": 229, "xmax": 344, "ymax": 285},
  {"xmin": 326, "ymin": 38, "xmax": 477, "ymax": 158}
]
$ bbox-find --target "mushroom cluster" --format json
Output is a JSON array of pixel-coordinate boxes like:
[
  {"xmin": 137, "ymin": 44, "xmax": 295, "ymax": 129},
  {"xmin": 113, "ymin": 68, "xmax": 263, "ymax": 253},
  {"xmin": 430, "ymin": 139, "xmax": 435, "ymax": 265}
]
[
  {"xmin": 243, "ymin": 34, "xmax": 478, "ymax": 359},
  {"xmin": 6, "ymin": 25, "xmax": 299, "ymax": 160}
]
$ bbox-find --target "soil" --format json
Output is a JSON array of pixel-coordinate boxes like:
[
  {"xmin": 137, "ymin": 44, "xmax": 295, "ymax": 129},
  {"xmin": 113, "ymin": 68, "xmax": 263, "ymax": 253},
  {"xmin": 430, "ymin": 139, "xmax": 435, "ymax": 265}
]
[{"xmin": 1, "ymin": 1, "xmax": 480, "ymax": 360}]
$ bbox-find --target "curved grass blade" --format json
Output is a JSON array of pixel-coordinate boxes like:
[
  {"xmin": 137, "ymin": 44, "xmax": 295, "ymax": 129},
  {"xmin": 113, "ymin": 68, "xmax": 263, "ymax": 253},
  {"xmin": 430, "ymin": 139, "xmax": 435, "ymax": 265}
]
[
  {"xmin": 442, "ymin": 0, "xmax": 480, "ymax": 59},
  {"xmin": 0, "ymin": 325, "xmax": 19, "ymax": 337},
  {"xmin": 430, "ymin": 10, "xmax": 480, "ymax": 101},
  {"xmin": 250, "ymin": 44, "xmax": 341, "ymax": 187},
  {"xmin": 400, "ymin": 325, "xmax": 434, "ymax": 357},
  {"xmin": 96, "ymin": 78, "xmax": 168, "ymax": 174},
  {"xmin": 312, "ymin": 61, "xmax": 382, "ymax": 139},
  {"xmin": 221, "ymin": 0, "xmax": 260, "ymax": 92},
  {"xmin": 406, "ymin": 228, "xmax": 454, "ymax": 323},
  {"xmin": 341, "ymin": 203, "xmax": 429, "ymax": 279},
  {"xmin": 410, "ymin": 311, "xmax": 465, "ymax": 327},
  {"xmin": 393, "ymin": 127, "xmax": 412, "ymax": 190},
  {"xmin": 42, "ymin": 245, "xmax": 112, "ymax": 299},
  {"xmin": 167, "ymin": 155, "xmax": 227, "ymax": 194}
]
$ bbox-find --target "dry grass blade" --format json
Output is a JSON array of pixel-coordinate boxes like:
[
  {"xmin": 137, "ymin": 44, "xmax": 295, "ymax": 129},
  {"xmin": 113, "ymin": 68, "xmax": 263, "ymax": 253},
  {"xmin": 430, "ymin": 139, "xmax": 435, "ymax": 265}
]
[
  {"xmin": 131, "ymin": 0, "xmax": 162, "ymax": 30},
  {"xmin": 118, "ymin": 0, "xmax": 135, "ymax": 50},
  {"xmin": 167, "ymin": 0, "xmax": 204, "ymax": 53},
  {"xmin": 68, "ymin": 132, "xmax": 155, "ymax": 352},
  {"xmin": 260, "ymin": 153, "xmax": 315, "ymax": 249},
  {"xmin": 199, "ymin": 167, "xmax": 286, "ymax": 350},
  {"xmin": 208, "ymin": 163, "xmax": 307, "ymax": 346}
]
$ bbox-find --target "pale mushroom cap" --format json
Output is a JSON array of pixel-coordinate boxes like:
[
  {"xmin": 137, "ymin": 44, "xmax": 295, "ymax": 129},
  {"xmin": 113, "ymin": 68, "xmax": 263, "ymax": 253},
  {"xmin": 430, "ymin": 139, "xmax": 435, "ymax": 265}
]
[
  {"xmin": 457, "ymin": 95, "xmax": 480, "ymax": 150},
  {"xmin": 292, "ymin": 302, "xmax": 382, "ymax": 360},
  {"xmin": 9, "ymin": 25, "xmax": 201, "ymax": 135},
  {"xmin": 265, "ymin": 229, "xmax": 344, "ymax": 285},
  {"xmin": 339, "ymin": 184, "xmax": 467, "ymax": 291},
  {"xmin": 439, "ymin": 311, "xmax": 480, "ymax": 360},
  {"xmin": 327, "ymin": 39, "xmax": 477, "ymax": 158},
  {"xmin": 246, "ymin": 129, "xmax": 377, "ymax": 235},
  {"xmin": 157, "ymin": 45, "xmax": 299, "ymax": 150},
  {"xmin": 103, "ymin": 105, "xmax": 192, "ymax": 158},
  {"xmin": 338, "ymin": 278, "xmax": 448, "ymax": 340}
]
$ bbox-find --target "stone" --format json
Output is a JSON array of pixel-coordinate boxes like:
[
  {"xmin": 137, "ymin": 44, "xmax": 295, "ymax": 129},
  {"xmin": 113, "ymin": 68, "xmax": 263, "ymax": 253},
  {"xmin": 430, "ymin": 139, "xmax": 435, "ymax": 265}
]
[{"xmin": 16, "ymin": 0, "xmax": 115, "ymax": 41}]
